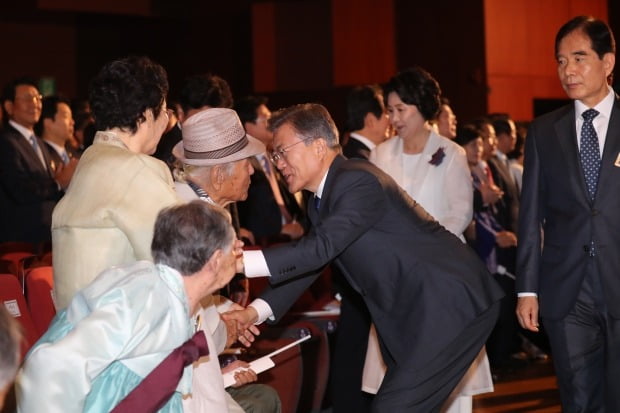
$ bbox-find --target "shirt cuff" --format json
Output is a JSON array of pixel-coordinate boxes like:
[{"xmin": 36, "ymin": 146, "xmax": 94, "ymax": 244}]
[
  {"xmin": 249, "ymin": 299, "xmax": 275, "ymax": 324},
  {"xmin": 517, "ymin": 292, "xmax": 538, "ymax": 297},
  {"xmin": 243, "ymin": 250, "xmax": 271, "ymax": 278}
]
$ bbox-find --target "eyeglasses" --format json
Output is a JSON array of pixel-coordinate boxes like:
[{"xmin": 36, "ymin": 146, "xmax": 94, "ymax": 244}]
[
  {"xmin": 270, "ymin": 136, "xmax": 314, "ymax": 164},
  {"xmin": 15, "ymin": 94, "xmax": 43, "ymax": 103}
]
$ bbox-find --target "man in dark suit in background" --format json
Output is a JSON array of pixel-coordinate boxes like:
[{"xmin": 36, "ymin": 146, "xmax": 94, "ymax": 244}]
[
  {"xmin": 0, "ymin": 78, "xmax": 69, "ymax": 244},
  {"xmin": 225, "ymin": 103, "xmax": 503, "ymax": 412},
  {"xmin": 342, "ymin": 84, "xmax": 390, "ymax": 160},
  {"xmin": 474, "ymin": 116, "xmax": 523, "ymax": 371},
  {"xmin": 517, "ymin": 16, "xmax": 620, "ymax": 412},
  {"xmin": 35, "ymin": 95, "xmax": 79, "ymax": 176},
  {"xmin": 235, "ymin": 95, "xmax": 306, "ymax": 246},
  {"xmin": 330, "ymin": 84, "xmax": 391, "ymax": 413}
]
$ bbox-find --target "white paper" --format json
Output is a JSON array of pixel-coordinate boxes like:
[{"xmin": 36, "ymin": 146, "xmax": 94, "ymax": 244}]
[
  {"xmin": 222, "ymin": 356, "xmax": 275, "ymax": 388},
  {"xmin": 4, "ymin": 300, "xmax": 21, "ymax": 317},
  {"xmin": 221, "ymin": 335, "xmax": 311, "ymax": 388}
]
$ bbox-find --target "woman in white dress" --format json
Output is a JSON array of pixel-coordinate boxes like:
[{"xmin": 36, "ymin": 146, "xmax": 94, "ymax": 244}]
[{"xmin": 367, "ymin": 67, "xmax": 493, "ymax": 413}]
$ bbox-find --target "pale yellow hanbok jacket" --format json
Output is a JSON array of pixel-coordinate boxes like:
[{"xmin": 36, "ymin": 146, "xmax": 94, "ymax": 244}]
[{"xmin": 52, "ymin": 131, "xmax": 179, "ymax": 309}]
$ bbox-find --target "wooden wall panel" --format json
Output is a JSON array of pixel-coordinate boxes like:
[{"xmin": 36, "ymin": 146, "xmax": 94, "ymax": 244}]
[
  {"xmin": 331, "ymin": 0, "xmax": 396, "ymax": 86},
  {"xmin": 0, "ymin": 22, "xmax": 76, "ymax": 98},
  {"xmin": 252, "ymin": 2, "xmax": 277, "ymax": 93},
  {"xmin": 485, "ymin": 0, "xmax": 608, "ymax": 120},
  {"xmin": 394, "ymin": 0, "xmax": 488, "ymax": 122},
  {"xmin": 251, "ymin": 0, "xmax": 332, "ymax": 93},
  {"xmin": 37, "ymin": 0, "xmax": 150, "ymax": 15}
]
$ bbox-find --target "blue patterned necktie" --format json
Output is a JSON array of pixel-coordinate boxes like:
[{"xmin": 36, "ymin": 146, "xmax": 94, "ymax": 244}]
[
  {"xmin": 314, "ymin": 195, "xmax": 321, "ymax": 210},
  {"xmin": 580, "ymin": 109, "xmax": 601, "ymax": 200}
]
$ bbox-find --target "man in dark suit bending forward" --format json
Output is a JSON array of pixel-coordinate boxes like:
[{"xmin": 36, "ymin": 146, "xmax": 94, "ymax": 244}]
[{"xmin": 224, "ymin": 103, "xmax": 503, "ymax": 412}]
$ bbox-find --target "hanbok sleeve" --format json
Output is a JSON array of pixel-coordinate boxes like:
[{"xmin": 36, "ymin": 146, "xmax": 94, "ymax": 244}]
[{"xmin": 16, "ymin": 285, "xmax": 158, "ymax": 412}]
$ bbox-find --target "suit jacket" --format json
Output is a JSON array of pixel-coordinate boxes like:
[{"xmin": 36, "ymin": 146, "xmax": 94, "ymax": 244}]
[
  {"xmin": 369, "ymin": 131, "xmax": 473, "ymax": 238},
  {"xmin": 258, "ymin": 156, "xmax": 503, "ymax": 371},
  {"xmin": 343, "ymin": 136, "xmax": 371, "ymax": 160},
  {"xmin": 237, "ymin": 156, "xmax": 306, "ymax": 244},
  {"xmin": 0, "ymin": 124, "xmax": 62, "ymax": 243},
  {"xmin": 43, "ymin": 141, "xmax": 80, "ymax": 173},
  {"xmin": 487, "ymin": 154, "xmax": 519, "ymax": 232},
  {"xmin": 516, "ymin": 99, "xmax": 620, "ymax": 319}
]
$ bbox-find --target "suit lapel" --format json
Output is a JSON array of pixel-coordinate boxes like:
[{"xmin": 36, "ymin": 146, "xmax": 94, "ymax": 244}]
[
  {"xmin": 8, "ymin": 125, "xmax": 51, "ymax": 176},
  {"xmin": 553, "ymin": 106, "xmax": 590, "ymax": 202},
  {"xmin": 597, "ymin": 99, "xmax": 620, "ymax": 197}
]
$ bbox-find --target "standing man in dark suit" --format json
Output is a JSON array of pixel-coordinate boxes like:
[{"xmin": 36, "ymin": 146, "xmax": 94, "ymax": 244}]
[
  {"xmin": 330, "ymin": 84, "xmax": 391, "ymax": 413},
  {"xmin": 225, "ymin": 103, "xmax": 503, "ymax": 412},
  {"xmin": 473, "ymin": 116, "xmax": 523, "ymax": 370},
  {"xmin": 517, "ymin": 16, "xmax": 620, "ymax": 412},
  {"xmin": 0, "ymin": 78, "xmax": 70, "ymax": 244},
  {"xmin": 36, "ymin": 95, "xmax": 79, "ymax": 176},
  {"xmin": 342, "ymin": 85, "xmax": 391, "ymax": 160},
  {"xmin": 235, "ymin": 95, "xmax": 306, "ymax": 246}
]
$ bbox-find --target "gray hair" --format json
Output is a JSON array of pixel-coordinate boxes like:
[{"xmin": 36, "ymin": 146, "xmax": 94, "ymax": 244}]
[
  {"xmin": 151, "ymin": 201, "xmax": 235, "ymax": 275},
  {"xmin": 268, "ymin": 103, "xmax": 340, "ymax": 149},
  {"xmin": 0, "ymin": 306, "xmax": 21, "ymax": 391},
  {"xmin": 175, "ymin": 162, "xmax": 236, "ymax": 185}
]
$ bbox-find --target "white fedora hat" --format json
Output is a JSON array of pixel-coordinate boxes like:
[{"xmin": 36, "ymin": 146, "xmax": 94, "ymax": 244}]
[{"xmin": 173, "ymin": 108, "xmax": 265, "ymax": 166}]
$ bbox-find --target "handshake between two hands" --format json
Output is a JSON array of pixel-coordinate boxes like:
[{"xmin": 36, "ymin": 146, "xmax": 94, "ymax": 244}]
[
  {"xmin": 221, "ymin": 303, "xmax": 260, "ymax": 348},
  {"xmin": 219, "ymin": 303, "xmax": 261, "ymax": 387}
]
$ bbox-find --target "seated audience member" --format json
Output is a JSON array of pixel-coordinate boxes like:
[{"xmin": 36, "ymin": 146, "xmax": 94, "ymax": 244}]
[
  {"xmin": 454, "ymin": 124, "xmax": 503, "ymax": 265},
  {"xmin": 173, "ymin": 108, "xmax": 281, "ymax": 413},
  {"xmin": 173, "ymin": 108, "xmax": 264, "ymax": 208},
  {"xmin": 0, "ymin": 306, "xmax": 21, "ymax": 411},
  {"xmin": 35, "ymin": 95, "xmax": 80, "ymax": 177},
  {"xmin": 470, "ymin": 117, "xmax": 524, "ymax": 372},
  {"xmin": 435, "ymin": 97, "xmax": 458, "ymax": 139},
  {"xmin": 177, "ymin": 73, "xmax": 233, "ymax": 122},
  {"xmin": 154, "ymin": 73, "xmax": 233, "ymax": 172},
  {"xmin": 17, "ymin": 201, "xmax": 242, "ymax": 412},
  {"xmin": 52, "ymin": 56, "xmax": 179, "ymax": 310},
  {"xmin": 0, "ymin": 77, "xmax": 67, "ymax": 244},
  {"xmin": 153, "ymin": 102, "xmax": 182, "ymax": 170},
  {"xmin": 235, "ymin": 95, "xmax": 306, "ymax": 245},
  {"xmin": 172, "ymin": 73, "xmax": 253, "ymax": 243},
  {"xmin": 70, "ymin": 98, "xmax": 93, "ymax": 153}
]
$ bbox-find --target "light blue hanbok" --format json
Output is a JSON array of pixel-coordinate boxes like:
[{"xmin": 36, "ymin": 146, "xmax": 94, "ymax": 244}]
[{"xmin": 17, "ymin": 261, "xmax": 195, "ymax": 413}]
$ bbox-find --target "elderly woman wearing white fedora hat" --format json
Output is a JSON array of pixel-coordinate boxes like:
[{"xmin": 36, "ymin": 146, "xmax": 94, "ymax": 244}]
[{"xmin": 172, "ymin": 108, "xmax": 281, "ymax": 413}]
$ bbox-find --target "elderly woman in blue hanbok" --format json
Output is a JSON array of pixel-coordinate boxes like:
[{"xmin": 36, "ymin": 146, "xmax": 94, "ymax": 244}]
[{"xmin": 17, "ymin": 201, "xmax": 240, "ymax": 412}]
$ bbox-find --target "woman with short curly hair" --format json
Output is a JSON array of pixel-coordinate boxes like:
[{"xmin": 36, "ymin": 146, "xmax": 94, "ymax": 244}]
[{"xmin": 52, "ymin": 56, "xmax": 179, "ymax": 309}]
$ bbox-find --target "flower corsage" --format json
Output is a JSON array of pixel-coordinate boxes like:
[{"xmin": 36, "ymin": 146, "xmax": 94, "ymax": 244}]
[{"xmin": 429, "ymin": 146, "xmax": 446, "ymax": 166}]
